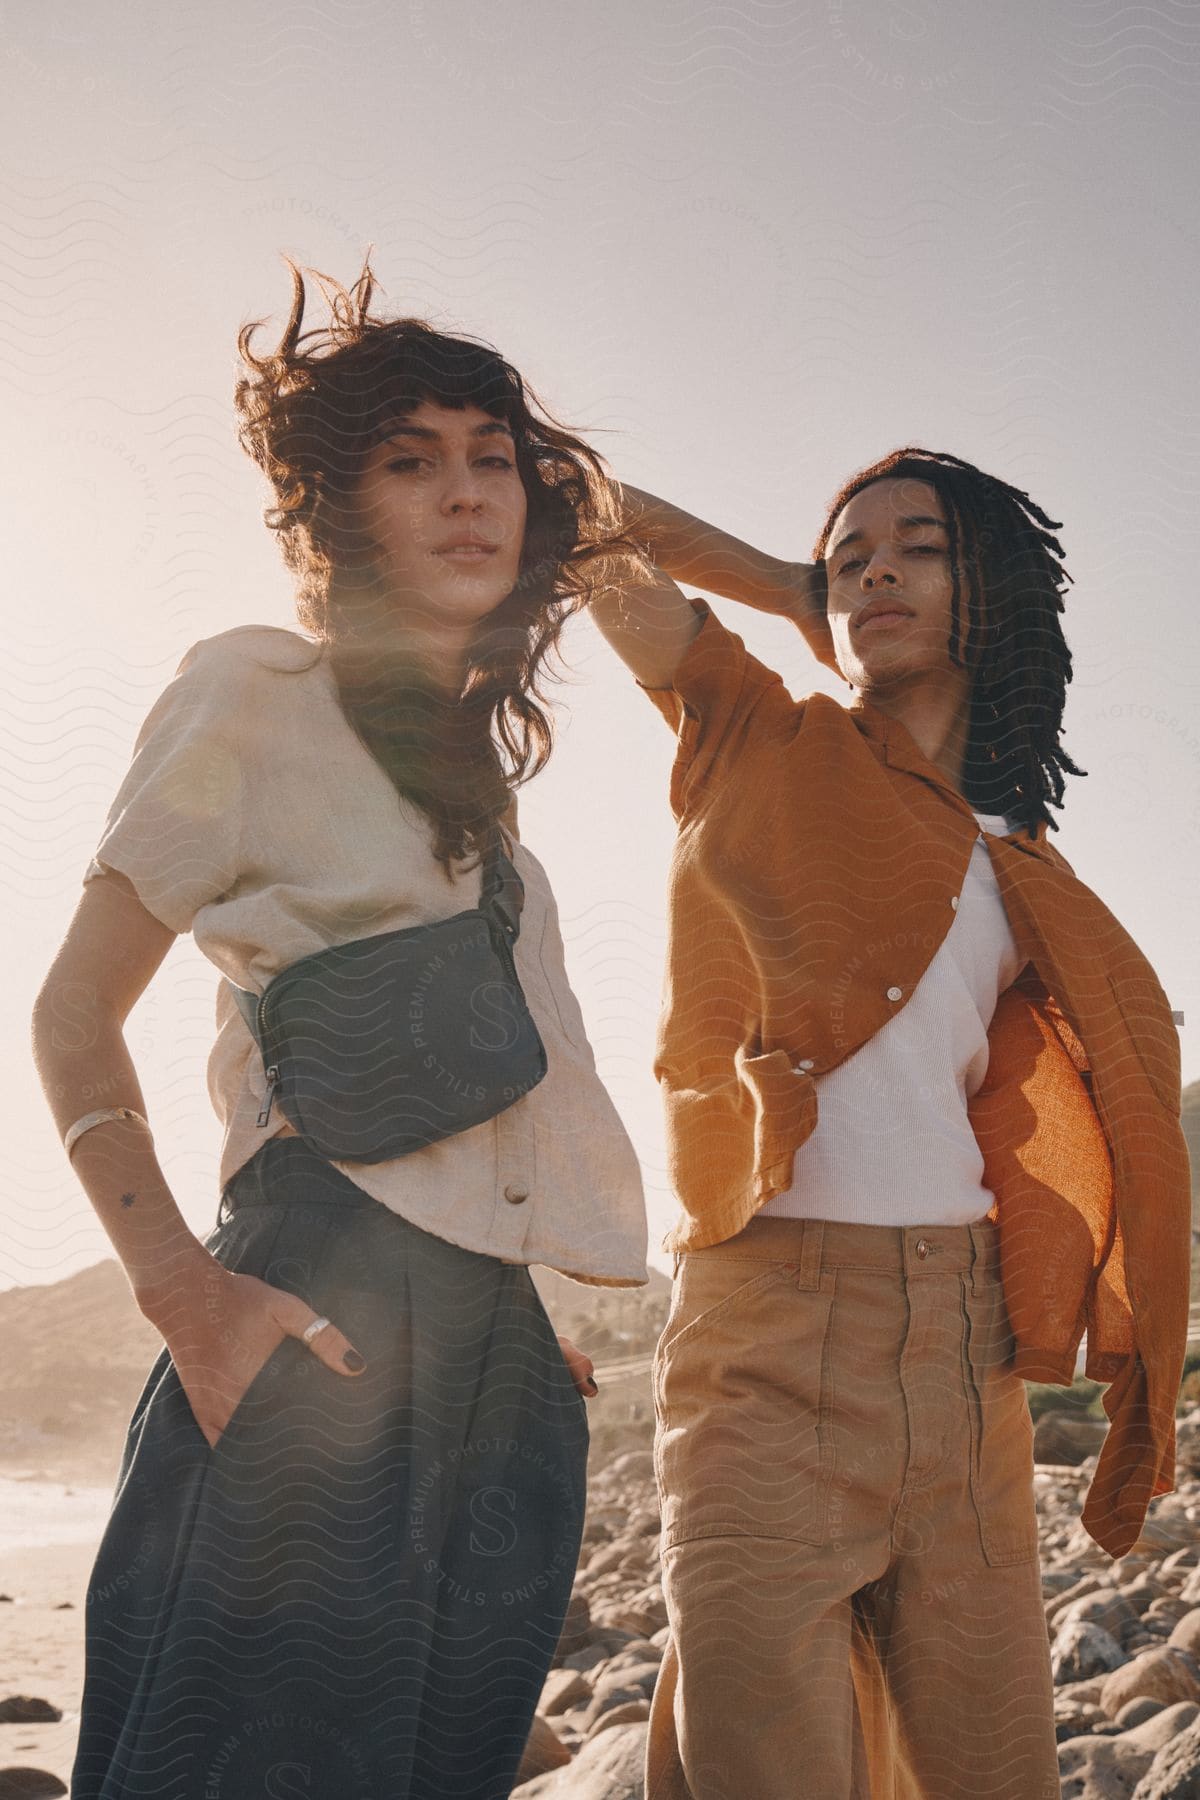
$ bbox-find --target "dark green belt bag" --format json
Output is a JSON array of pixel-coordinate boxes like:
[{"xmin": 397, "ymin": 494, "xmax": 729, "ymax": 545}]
[{"xmin": 231, "ymin": 833, "xmax": 547, "ymax": 1162}]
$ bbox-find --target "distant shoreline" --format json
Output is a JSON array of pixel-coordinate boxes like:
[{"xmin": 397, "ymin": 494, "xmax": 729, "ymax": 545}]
[{"xmin": 0, "ymin": 1471, "xmax": 112, "ymax": 1553}]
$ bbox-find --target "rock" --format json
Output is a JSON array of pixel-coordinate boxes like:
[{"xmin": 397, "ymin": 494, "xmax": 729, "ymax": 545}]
[
  {"xmin": 1035, "ymin": 1412, "xmax": 1109, "ymax": 1466},
  {"xmin": 1050, "ymin": 1577, "xmax": 1111, "ymax": 1630},
  {"xmin": 1056, "ymin": 1705, "xmax": 1106, "ymax": 1742},
  {"xmin": 1053, "ymin": 1620, "xmax": 1128, "ymax": 1684},
  {"xmin": 0, "ymin": 1699, "xmax": 61, "ymax": 1725},
  {"xmin": 586, "ymin": 1700, "xmax": 651, "ymax": 1739},
  {"xmin": 593, "ymin": 1587, "xmax": 668, "ymax": 1638},
  {"xmin": 581, "ymin": 1506, "xmax": 630, "ymax": 1544},
  {"xmin": 1058, "ymin": 1520, "xmax": 1123, "ymax": 1571},
  {"xmin": 561, "ymin": 1635, "xmax": 638, "ymax": 1675},
  {"xmin": 512, "ymin": 1719, "xmax": 647, "ymax": 1796},
  {"xmin": 1131, "ymin": 1711, "xmax": 1200, "ymax": 1798},
  {"xmin": 587, "ymin": 1543, "xmax": 632, "ymax": 1579},
  {"xmin": 540, "ymin": 1669, "xmax": 592, "ymax": 1717},
  {"xmin": 0, "ymin": 1775, "xmax": 68, "ymax": 1799},
  {"xmin": 1170, "ymin": 1613, "xmax": 1200, "ymax": 1659},
  {"xmin": 1173, "ymin": 1418, "xmax": 1200, "ymax": 1480},
  {"xmin": 1058, "ymin": 1676, "xmax": 1114, "ymax": 1710},
  {"xmin": 595, "ymin": 1660, "xmax": 659, "ymax": 1699},
  {"xmin": 513, "ymin": 1714, "xmax": 572, "ymax": 1786},
  {"xmin": 1115, "ymin": 1557, "xmax": 1160, "ymax": 1586},
  {"xmin": 1100, "ymin": 1648, "xmax": 1200, "ymax": 1720},
  {"xmin": 554, "ymin": 1590, "xmax": 591, "ymax": 1658},
  {"xmin": 1118, "ymin": 1699, "xmax": 1168, "ymax": 1730},
  {"xmin": 1148, "ymin": 1601, "xmax": 1193, "ymax": 1628},
  {"xmin": 1058, "ymin": 1731, "xmax": 1158, "ymax": 1796},
  {"xmin": 608, "ymin": 1452, "xmax": 655, "ymax": 1482},
  {"xmin": 582, "ymin": 1684, "xmax": 647, "ymax": 1730},
  {"xmin": 604, "ymin": 1640, "xmax": 662, "ymax": 1666},
  {"xmin": 561, "ymin": 1646, "xmax": 614, "ymax": 1675},
  {"xmin": 1114, "ymin": 1705, "xmax": 1199, "ymax": 1760},
  {"xmin": 1125, "ymin": 1578, "xmax": 1171, "ymax": 1617},
  {"xmin": 1132, "ymin": 1515, "xmax": 1200, "ymax": 1556},
  {"xmin": 1060, "ymin": 1590, "xmax": 1139, "ymax": 1639}
]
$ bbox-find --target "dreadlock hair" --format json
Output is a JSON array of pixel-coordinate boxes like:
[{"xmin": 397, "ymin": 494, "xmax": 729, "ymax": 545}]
[
  {"xmin": 812, "ymin": 447, "xmax": 1087, "ymax": 838},
  {"xmin": 234, "ymin": 253, "xmax": 639, "ymax": 875}
]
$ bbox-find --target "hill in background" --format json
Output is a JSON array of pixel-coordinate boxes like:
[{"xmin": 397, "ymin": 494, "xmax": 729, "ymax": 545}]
[
  {"xmin": 0, "ymin": 1253, "xmax": 670, "ymax": 1486},
  {"xmin": 6, "ymin": 1072, "xmax": 1194, "ymax": 1487}
]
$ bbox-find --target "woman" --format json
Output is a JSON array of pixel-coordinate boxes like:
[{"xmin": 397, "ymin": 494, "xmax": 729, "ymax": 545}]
[
  {"xmin": 590, "ymin": 451, "xmax": 1190, "ymax": 1799},
  {"xmin": 31, "ymin": 258, "xmax": 648, "ymax": 1800}
]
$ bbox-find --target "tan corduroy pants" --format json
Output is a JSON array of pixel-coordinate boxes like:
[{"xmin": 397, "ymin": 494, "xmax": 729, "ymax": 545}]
[{"xmin": 645, "ymin": 1215, "xmax": 1061, "ymax": 1800}]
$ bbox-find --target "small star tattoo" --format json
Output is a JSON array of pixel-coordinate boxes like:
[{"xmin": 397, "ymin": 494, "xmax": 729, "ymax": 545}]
[{"xmin": 119, "ymin": 1191, "xmax": 136, "ymax": 1209}]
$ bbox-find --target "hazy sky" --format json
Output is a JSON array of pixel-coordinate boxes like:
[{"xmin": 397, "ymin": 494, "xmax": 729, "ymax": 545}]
[{"xmin": 5, "ymin": 0, "xmax": 1199, "ymax": 1290}]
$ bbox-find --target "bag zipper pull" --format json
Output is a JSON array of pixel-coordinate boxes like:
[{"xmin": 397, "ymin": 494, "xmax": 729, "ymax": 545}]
[{"xmin": 256, "ymin": 1065, "xmax": 280, "ymax": 1128}]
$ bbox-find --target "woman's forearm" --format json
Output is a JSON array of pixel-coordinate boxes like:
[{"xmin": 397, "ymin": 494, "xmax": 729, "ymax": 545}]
[
  {"xmin": 616, "ymin": 484, "xmax": 841, "ymax": 676},
  {"xmin": 618, "ymin": 484, "xmax": 802, "ymax": 610},
  {"xmin": 31, "ymin": 1006, "xmax": 210, "ymax": 1325}
]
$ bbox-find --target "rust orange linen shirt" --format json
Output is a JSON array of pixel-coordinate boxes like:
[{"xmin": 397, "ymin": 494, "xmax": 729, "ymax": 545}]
[{"xmin": 640, "ymin": 600, "xmax": 1191, "ymax": 1557}]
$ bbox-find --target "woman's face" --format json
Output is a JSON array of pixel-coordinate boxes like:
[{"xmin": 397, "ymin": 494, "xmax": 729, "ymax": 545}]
[
  {"xmin": 824, "ymin": 476, "xmax": 967, "ymax": 691},
  {"xmin": 346, "ymin": 400, "xmax": 528, "ymax": 628}
]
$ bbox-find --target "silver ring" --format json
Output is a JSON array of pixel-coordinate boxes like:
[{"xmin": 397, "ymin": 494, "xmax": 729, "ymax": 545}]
[{"xmin": 301, "ymin": 1316, "xmax": 332, "ymax": 1346}]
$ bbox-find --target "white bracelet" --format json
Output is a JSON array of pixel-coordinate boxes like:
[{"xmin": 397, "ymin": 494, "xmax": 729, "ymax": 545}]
[{"xmin": 64, "ymin": 1107, "xmax": 153, "ymax": 1160}]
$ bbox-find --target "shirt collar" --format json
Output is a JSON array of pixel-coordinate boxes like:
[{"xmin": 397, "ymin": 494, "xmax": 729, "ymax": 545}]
[{"xmin": 845, "ymin": 690, "xmax": 1060, "ymax": 865}]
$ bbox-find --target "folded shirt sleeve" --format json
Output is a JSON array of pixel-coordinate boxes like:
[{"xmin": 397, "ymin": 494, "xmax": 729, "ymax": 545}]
[
  {"xmin": 635, "ymin": 598, "xmax": 787, "ymax": 818},
  {"xmin": 83, "ymin": 638, "xmax": 246, "ymax": 935}
]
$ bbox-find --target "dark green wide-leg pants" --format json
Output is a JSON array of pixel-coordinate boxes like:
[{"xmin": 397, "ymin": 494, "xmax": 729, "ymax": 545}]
[{"xmin": 71, "ymin": 1136, "xmax": 590, "ymax": 1800}]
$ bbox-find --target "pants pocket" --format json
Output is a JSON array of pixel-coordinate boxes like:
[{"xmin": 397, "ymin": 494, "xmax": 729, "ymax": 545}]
[
  {"xmin": 520, "ymin": 1267, "xmax": 591, "ymax": 1433},
  {"xmin": 175, "ymin": 1203, "xmax": 325, "ymax": 1457},
  {"xmin": 960, "ymin": 1275, "xmax": 1040, "ymax": 1567},
  {"xmin": 654, "ymin": 1257, "xmax": 836, "ymax": 1549},
  {"xmin": 658, "ymin": 1251, "xmax": 795, "ymax": 1360}
]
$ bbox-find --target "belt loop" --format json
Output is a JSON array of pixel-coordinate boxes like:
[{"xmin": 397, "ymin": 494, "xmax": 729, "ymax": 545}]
[
  {"xmin": 797, "ymin": 1220, "xmax": 824, "ymax": 1291},
  {"xmin": 968, "ymin": 1220, "xmax": 985, "ymax": 1298}
]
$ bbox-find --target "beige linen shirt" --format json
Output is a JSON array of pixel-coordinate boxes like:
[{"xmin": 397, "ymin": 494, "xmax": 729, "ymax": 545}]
[{"xmin": 84, "ymin": 625, "xmax": 648, "ymax": 1289}]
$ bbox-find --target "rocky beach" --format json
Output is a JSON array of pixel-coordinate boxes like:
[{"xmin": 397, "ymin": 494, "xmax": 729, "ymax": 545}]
[
  {"xmin": 504, "ymin": 1411, "xmax": 1200, "ymax": 1799},
  {"xmin": 3, "ymin": 1258, "xmax": 1200, "ymax": 1798}
]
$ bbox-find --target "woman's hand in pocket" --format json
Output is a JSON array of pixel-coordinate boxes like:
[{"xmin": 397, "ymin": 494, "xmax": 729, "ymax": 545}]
[
  {"xmin": 557, "ymin": 1334, "xmax": 599, "ymax": 1399},
  {"xmin": 145, "ymin": 1254, "xmax": 368, "ymax": 1449}
]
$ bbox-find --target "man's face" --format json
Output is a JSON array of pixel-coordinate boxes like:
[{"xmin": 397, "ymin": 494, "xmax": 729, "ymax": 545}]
[
  {"xmin": 344, "ymin": 400, "xmax": 528, "ymax": 632},
  {"xmin": 824, "ymin": 477, "xmax": 967, "ymax": 691}
]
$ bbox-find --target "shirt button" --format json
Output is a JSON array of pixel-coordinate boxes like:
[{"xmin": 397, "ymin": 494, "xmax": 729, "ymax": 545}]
[
  {"xmin": 886, "ymin": 985, "xmax": 903, "ymax": 1002},
  {"xmin": 916, "ymin": 1238, "xmax": 930, "ymax": 1259},
  {"xmin": 503, "ymin": 1184, "xmax": 529, "ymax": 1205},
  {"xmin": 794, "ymin": 1058, "xmax": 815, "ymax": 1073},
  {"xmin": 950, "ymin": 895, "xmax": 959, "ymax": 911}
]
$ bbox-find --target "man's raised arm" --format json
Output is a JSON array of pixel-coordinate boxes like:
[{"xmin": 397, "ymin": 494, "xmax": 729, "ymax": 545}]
[{"xmin": 588, "ymin": 484, "xmax": 840, "ymax": 687}]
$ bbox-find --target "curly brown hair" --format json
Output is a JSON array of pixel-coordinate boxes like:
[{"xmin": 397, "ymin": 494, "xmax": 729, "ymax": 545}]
[
  {"xmin": 234, "ymin": 254, "xmax": 637, "ymax": 873},
  {"xmin": 810, "ymin": 447, "xmax": 1086, "ymax": 838}
]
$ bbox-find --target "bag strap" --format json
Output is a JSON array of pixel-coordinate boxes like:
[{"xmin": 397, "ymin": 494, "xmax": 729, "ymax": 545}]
[
  {"xmin": 478, "ymin": 824, "xmax": 525, "ymax": 941},
  {"xmin": 231, "ymin": 982, "xmax": 260, "ymax": 1037},
  {"xmin": 229, "ymin": 823, "xmax": 525, "ymax": 1039}
]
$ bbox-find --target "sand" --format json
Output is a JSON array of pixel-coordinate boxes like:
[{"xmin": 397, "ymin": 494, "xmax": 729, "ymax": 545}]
[{"xmin": 0, "ymin": 1537, "xmax": 97, "ymax": 1788}]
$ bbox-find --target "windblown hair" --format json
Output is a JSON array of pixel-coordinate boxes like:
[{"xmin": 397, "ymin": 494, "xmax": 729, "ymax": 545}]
[
  {"xmin": 234, "ymin": 254, "xmax": 635, "ymax": 873},
  {"xmin": 812, "ymin": 448, "xmax": 1086, "ymax": 837}
]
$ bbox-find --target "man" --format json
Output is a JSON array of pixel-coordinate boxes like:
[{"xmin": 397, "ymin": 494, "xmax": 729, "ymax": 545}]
[{"xmin": 588, "ymin": 447, "xmax": 1189, "ymax": 1799}]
